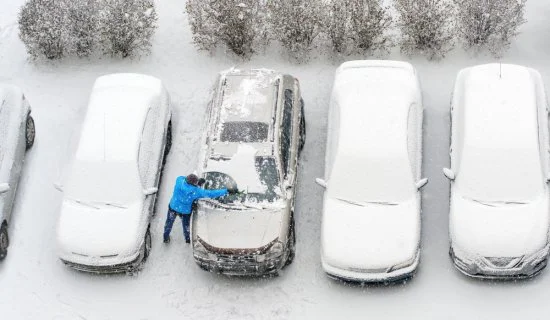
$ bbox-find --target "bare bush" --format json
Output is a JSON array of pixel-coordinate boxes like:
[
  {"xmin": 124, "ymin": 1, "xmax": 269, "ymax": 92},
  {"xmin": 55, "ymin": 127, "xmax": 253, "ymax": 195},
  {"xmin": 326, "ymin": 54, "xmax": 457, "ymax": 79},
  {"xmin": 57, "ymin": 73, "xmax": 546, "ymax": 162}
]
[
  {"xmin": 454, "ymin": 0, "xmax": 527, "ymax": 56},
  {"xmin": 186, "ymin": 0, "xmax": 263, "ymax": 58},
  {"xmin": 395, "ymin": 0, "xmax": 455, "ymax": 60},
  {"xmin": 97, "ymin": 0, "xmax": 158, "ymax": 58},
  {"xmin": 266, "ymin": 0, "xmax": 325, "ymax": 61},
  {"xmin": 67, "ymin": 0, "xmax": 98, "ymax": 57},
  {"xmin": 326, "ymin": 0, "xmax": 393, "ymax": 55},
  {"xmin": 18, "ymin": 0, "xmax": 70, "ymax": 59}
]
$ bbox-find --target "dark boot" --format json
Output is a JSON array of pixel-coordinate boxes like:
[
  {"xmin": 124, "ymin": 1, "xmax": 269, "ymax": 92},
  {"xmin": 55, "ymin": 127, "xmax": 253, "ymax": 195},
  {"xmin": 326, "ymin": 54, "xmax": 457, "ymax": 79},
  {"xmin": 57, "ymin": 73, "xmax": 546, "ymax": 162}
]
[{"xmin": 163, "ymin": 236, "xmax": 170, "ymax": 244}]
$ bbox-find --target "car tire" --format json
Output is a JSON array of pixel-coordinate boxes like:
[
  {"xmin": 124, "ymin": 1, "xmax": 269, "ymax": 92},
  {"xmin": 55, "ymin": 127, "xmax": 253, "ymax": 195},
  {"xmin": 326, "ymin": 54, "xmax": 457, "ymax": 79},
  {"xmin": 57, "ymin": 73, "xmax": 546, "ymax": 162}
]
[
  {"xmin": 285, "ymin": 216, "xmax": 296, "ymax": 267},
  {"xmin": 0, "ymin": 223, "xmax": 9, "ymax": 261},
  {"xmin": 298, "ymin": 113, "xmax": 306, "ymax": 153},
  {"xmin": 25, "ymin": 115, "xmax": 35, "ymax": 150},
  {"xmin": 142, "ymin": 228, "xmax": 152, "ymax": 263},
  {"xmin": 163, "ymin": 121, "xmax": 172, "ymax": 162}
]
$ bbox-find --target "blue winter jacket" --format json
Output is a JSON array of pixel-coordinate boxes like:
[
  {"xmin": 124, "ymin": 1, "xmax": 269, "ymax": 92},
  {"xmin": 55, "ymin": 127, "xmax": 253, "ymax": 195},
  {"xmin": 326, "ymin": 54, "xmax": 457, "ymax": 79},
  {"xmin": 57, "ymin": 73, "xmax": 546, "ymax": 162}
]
[{"xmin": 169, "ymin": 176, "xmax": 228, "ymax": 214}]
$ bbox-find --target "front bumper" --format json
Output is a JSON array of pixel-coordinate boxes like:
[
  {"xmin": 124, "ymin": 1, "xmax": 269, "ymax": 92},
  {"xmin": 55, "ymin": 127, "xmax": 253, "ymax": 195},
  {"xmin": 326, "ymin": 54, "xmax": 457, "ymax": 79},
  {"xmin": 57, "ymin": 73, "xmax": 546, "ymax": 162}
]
[
  {"xmin": 321, "ymin": 252, "xmax": 420, "ymax": 283},
  {"xmin": 60, "ymin": 251, "xmax": 143, "ymax": 274},
  {"xmin": 449, "ymin": 245, "xmax": 549, "ymax": 280},
  {"xmin": 194, "ymin": 254, "xmax": 284, "ymax": 276}
]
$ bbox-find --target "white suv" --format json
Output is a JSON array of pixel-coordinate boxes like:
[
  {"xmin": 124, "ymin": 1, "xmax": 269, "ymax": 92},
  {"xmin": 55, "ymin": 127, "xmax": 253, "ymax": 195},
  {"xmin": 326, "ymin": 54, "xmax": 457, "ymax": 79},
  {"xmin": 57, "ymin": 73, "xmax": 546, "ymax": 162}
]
[
  {"xmin": 57, "ymin": 74, "xmax": 172, "ymax": 273},
  {"xmin": 317, "ymin": 60, "xmax": 426, "ymax": 282},
  {"xmin": 445, "ymin": 63, "xmax": 550, "ymax": 279}
]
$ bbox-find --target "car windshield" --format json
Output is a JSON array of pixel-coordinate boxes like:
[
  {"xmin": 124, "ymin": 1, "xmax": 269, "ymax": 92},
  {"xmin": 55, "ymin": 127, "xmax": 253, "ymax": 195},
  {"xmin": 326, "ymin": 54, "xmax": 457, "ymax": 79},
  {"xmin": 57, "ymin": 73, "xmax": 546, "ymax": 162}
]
[
  {"xmin": 328, "ymin": 154, "xmax": 415, "ymax": 204},
  {"xmin": 65, "ymin": 160, "xmax": 142, "ymax": 205},
  {"xmin": 204, "ymin": 156, "xmax": 281, "ymax": 204},
  {"xmin": 457, "ymin": 146, "xmax": 544, "ymax": 202},
  {"xmin": 220, "ymin": 121, "xmax": 269, "ymax": 143}
]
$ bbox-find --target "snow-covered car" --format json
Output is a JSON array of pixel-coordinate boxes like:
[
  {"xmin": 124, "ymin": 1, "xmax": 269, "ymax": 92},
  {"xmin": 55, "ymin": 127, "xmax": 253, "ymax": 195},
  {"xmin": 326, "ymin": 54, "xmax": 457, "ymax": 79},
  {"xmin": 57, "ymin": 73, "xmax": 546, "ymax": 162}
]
[
  {"xmin": 0, "ymin": 85, "xmax": 36, "ymax": 260},
  {"xmin": 316, "ymin": 60, "xmax": 427, "ymax": 282},
  {"xmin": 191, "ymin": 69, "xmax": 305, "ymax": 276},
  {"xmin": 56, "ymin": 74, "xmax": 172, "ymax": 273},
  {"xmin": 445, "ymin": 64, "xmax": 550, "ymax": 279}
]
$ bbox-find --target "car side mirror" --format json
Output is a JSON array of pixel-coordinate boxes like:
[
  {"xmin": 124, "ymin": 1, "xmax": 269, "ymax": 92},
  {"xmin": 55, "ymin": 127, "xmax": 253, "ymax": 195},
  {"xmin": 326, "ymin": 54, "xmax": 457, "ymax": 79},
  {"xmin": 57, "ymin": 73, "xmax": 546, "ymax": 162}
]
[
  {"xmin": 143, "ymin": 187, "xmax": 158, "ymax": 196},
  {"xmin": 315, "ymin": 178, "xmax": 327, "ymax": 188},
  {"xmin": 443, "ymin": 168, "xmax": 455, "ymax": 181},
  {"xmin": 416, "ymin": 178, "xmax": 429, "ymax": 190},
  {"xmin": 0, "ymin": 183, "xmax": 10, "ymax": 194}
]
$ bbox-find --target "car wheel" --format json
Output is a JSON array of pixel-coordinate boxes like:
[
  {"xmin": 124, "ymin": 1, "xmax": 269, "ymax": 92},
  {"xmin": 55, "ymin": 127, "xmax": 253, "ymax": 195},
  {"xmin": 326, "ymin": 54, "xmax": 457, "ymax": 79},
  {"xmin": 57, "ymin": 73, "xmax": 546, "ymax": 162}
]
[
  {"xmin": 142, "ymin": 228, "xmax": 152, "ymax": 263},
  {"xmin": 163, "ymin": 121, "xmax": 172, "ymax": 161},
  {"xmin": 298, "ymin": 114, "xmax": 306, "ymax": 153},
  {"xmin": 25, "ymin": 115, "xmax": 35, "ymax": 150},
  {"xmin": 0, "ymin": 224, "xmax": 9, "ymax": 261},
  {"xmin": 285, "ymin": 216, "xmax": 296, "ymax": 267}
]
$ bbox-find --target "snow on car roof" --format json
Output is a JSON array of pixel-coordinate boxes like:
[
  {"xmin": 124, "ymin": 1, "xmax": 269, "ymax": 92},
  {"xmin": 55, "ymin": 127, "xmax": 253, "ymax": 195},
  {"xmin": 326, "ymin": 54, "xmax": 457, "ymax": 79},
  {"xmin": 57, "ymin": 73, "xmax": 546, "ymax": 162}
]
[
  {"xmin": 460, "ymin": 64, "xmax": 539, "ymax": 149},
  {"xmin": 75, "ymin": 74, "xmax": 163, "ymax": 162},
  {"xmin": 332, "ymin": 61, "xmax": 418, "ymax": 156},
  {"xmin": 217, "ymin": 69, "xmax": 278, "ymax": 134}
]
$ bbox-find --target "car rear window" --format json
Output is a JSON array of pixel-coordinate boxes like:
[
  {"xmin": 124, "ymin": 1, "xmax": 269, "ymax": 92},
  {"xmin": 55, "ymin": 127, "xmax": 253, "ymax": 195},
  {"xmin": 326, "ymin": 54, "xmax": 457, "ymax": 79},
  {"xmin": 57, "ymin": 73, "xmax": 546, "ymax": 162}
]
[{"xmin": 220, "ymin": 121, "xmax": 269, "ymax": 143}]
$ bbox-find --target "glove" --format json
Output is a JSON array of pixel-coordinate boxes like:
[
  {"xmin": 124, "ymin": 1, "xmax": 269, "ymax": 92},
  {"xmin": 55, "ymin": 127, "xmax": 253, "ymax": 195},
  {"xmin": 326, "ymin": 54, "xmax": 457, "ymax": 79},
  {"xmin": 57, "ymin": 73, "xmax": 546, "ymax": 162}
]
[
  {"xmin": 198, "ymin": 178, "xmax": 206, "ymax": 187},
  {"xmin": 228, "ymin": 188, "xmax": 240, "ymax": 195}
]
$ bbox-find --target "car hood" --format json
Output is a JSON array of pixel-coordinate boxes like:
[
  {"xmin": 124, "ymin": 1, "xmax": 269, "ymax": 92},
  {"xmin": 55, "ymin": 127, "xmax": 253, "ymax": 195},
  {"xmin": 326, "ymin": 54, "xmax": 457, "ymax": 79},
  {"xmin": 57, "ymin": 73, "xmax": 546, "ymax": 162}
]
[
  {"xmin": 57, "ymin": 200, "xmax": 144, "ymax": 257},
  {"xmin": 450, "ymin": 193, "xmax": 550, "ymax": 257},
  {"xmin": 193, "ymin": 201, "xmax": 284, "ymax": 250},
  {"xmin": 321, "ymin": 196, "xmax": 420, "ymax": 270}
]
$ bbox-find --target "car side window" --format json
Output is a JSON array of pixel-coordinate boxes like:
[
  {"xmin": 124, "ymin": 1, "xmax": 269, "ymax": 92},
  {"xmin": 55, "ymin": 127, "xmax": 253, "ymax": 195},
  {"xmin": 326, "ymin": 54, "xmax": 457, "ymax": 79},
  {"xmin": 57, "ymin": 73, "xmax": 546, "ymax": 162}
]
[
  {"xmin": 407, "ymin": 103, "xmax": 418, "ymax": 179},
  {"xmin": 138, "ymin": 109, "xmax": 155, "ymax": 188},
  {"xmin": 280, "ymin": 89, "xmax": 294, "ymax": 178},
  {"xmin": 326, "ymin": 101, "xmax": 340, "ymax": 179}
]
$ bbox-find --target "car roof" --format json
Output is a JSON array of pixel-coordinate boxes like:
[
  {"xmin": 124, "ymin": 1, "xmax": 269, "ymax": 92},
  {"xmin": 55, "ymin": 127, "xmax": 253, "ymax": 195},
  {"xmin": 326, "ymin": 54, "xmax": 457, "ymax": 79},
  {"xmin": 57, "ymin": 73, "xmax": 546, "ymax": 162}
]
[
  {"xmin": 75, "ymin": 73, "xmax": 163, "ymax": 163},
  {"xmin": 332, "ymin": 60, "xmax": 419, "ymax": 159},
  {"xmin": 218, "ymin": 68, "xmax": 280, "ymax": 125},
  {"xmin": 458, "ymin": 64, "xmax": 540, "ymax": 150},
  {"xmin": 209, "ymin": 69, "xmax": 282, "ymax": 158}
]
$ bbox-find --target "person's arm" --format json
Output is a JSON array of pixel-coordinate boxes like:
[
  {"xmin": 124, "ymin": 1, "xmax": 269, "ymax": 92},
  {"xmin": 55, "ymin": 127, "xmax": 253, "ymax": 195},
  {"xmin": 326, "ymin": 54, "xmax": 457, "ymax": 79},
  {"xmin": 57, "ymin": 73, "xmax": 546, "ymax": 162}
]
[{"xmin": 199, "ymin": 188, "xmax": 228, "ymax": 199}]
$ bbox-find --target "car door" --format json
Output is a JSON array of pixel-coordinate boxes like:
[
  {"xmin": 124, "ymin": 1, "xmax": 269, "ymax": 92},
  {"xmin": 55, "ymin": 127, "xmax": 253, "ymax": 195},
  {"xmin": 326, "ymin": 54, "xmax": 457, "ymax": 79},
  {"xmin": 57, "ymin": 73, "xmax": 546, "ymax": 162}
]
[
  {"xmin": 280, "ymin": 88, "xmax": 297, "ymax": 190},
  {"xmin": 138, "ymin": 109, "xmax": 157, "ymax": 217}
]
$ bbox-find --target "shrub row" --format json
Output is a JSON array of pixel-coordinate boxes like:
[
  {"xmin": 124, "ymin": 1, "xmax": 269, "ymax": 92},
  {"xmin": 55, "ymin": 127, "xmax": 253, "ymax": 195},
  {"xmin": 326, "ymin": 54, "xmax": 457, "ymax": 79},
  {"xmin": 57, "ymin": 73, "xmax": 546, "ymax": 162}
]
[
  {"xmin": 18, "ymin": 0, "xmax": 157, "ymax": 60},
  {"xmin": 186, "ymin": 0, "xmax": 527, "ymax": 61}
]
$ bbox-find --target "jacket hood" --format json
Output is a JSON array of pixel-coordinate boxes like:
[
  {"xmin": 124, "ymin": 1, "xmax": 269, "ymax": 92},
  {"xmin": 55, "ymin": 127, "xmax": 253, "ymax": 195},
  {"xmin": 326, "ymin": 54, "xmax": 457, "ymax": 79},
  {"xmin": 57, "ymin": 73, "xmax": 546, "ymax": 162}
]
[
  {"xmin": 193, "ymin": 201, "xmax": 283, "ymax": 250},
  {"xmin": 321, "ymin": 196, "xmax": 420, "ymax": 270},
  {"xmin": 57, "ymin": 200, "xmax": 144, "ymax": 257},
  {"xmin": 450, "ymin": 193, "xmax": 550, "ymax": 257}
]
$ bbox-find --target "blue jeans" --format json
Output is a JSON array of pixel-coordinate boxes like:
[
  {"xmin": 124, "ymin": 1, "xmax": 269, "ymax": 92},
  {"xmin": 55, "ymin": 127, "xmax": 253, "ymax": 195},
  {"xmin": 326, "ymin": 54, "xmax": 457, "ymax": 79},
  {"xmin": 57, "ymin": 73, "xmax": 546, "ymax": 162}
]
[{"xmin": 163, "ymin": 206, "xmax": 191, "ymax": 242}]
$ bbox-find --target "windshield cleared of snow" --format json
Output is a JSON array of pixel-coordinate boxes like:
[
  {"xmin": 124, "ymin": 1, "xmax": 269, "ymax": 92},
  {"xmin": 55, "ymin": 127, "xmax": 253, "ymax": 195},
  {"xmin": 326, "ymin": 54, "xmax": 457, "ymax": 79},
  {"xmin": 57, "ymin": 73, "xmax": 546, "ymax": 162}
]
[
  {"xmin": 65, "ymin": 160, "xmax": 142, "ymax": 205},
  {"xmin": 457, "ymin": 146, "xmax": 544, "ymax": 202},
  {"xmin": 204, "ymin": 156, "xmax": 281, "ymax": 203}
]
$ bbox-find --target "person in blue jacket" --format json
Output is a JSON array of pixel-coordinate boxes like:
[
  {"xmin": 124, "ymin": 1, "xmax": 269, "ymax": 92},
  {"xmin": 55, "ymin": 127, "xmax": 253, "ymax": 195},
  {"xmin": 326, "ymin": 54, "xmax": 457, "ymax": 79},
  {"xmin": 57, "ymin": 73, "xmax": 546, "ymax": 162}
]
[{"xmin": 163, "ymin": 174, "xmax": 233, "ymax": 244}]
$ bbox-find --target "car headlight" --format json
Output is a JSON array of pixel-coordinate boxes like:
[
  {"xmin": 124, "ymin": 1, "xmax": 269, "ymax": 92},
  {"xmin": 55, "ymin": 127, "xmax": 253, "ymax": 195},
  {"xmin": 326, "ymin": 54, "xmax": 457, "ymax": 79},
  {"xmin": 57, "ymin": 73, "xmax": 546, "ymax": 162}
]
[
  {"xmin": 265, "ymin": 241, "xmax": 284, "ymax": 260},
  {"xmin": 193, "ymin": 239, "xmax": 209, "ymax": 259},
  {"xmin": 387, "ymin": 254, "xmax": 417, "ymax": 273}
]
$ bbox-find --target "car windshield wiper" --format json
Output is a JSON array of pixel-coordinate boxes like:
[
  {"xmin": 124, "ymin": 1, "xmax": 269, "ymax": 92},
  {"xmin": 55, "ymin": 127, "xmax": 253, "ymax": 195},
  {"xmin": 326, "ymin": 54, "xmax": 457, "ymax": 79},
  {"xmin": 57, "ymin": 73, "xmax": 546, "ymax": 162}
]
[
  {"xmin": 71, "ymin": 199, "xmax": 100, "ymax": 209},
  {"xmin": 465, "ymin": 197, "xmax": 528, "ymax": 206},
  {"xmin": 100, "ymin": 202, "xmax": 128, "ymax": 209},
  {"xmin": 209, "ymin": 154, "xmax": 231, "ymax": 161},
  {"xmin": 335, "ymin": 198, "xmax": 365, "ymax": 207},
  {"xmin": 365, "ymin": 201, "xmax": 399, "ymax": 206}
]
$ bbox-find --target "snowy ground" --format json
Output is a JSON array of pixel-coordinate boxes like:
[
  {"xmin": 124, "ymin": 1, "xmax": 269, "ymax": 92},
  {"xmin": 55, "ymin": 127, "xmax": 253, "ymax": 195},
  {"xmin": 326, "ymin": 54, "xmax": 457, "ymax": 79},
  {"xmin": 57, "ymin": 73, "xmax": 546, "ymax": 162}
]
[{"xmin": 2, "ymin": 1, "xmax": 550, "ymax": 319}]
